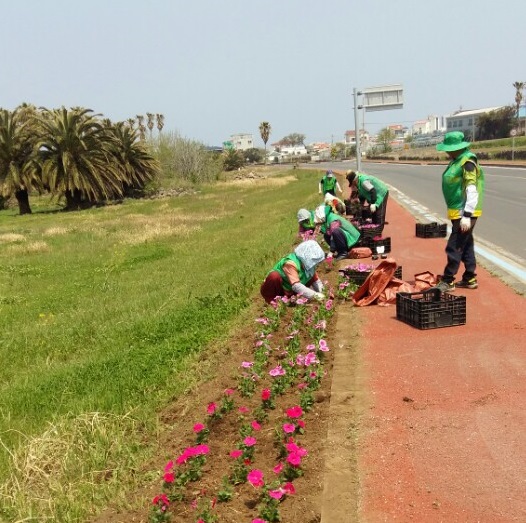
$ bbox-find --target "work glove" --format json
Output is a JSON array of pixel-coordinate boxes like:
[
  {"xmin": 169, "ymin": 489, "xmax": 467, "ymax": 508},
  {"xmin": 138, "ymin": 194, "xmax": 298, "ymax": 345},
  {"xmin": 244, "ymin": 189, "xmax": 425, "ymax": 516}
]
[
  {"xmin": 460, "ymin": 216, "xmax": 471, "ymax": 232},
  {"xmin": 369, "ymin": 203, "xmax": 377, "ymax": 213},
  {"xmin": 313, "ymin": 292, "xmax": 325, "ymax": 302}
]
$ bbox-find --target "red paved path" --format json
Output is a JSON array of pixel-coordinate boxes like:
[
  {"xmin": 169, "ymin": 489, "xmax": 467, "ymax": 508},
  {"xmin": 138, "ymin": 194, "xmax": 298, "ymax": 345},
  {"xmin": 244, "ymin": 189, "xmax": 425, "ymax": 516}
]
[{"xmin": 355, "ymin": 198, "xmax": 526, "ymax": 522}]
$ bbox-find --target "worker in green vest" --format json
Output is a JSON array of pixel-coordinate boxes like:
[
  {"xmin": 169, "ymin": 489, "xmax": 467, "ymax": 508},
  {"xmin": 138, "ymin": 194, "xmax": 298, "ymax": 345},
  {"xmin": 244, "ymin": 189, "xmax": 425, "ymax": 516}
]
[
  {"xmin": 346, "ymin": 170, "xmax": 389, "ymax": 232},
  {"xmin": 318, "ymin": 170, "xmax": 343, "ymax": 197},
  {"xmin": 433, "ymin": 131, "xmax": 485, "ymax": 292},
  {"xmin": 314, "ymin": 204, "xmax": 361, "ymax": 261},
  {"xmin": 260, "ymin": 240, "xmax": 326, "ymax": 304}
]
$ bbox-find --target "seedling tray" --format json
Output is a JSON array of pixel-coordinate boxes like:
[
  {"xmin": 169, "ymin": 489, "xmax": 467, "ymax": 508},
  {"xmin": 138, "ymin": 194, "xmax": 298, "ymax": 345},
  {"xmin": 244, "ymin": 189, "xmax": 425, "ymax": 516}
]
[
  {"xmin": 416, "ymin": 222, "xmax": 447, "ymax": 238},
  {"xmin": 359, "ymin": 236, "xmax": 392, "ymax": 253},
  {"xmin": 396, "ymin": 289, "xmax": 466, "ymax": 329},
  {"xmin": 340, "ymin": 265, "xmax": 402, "ymax": 285}
]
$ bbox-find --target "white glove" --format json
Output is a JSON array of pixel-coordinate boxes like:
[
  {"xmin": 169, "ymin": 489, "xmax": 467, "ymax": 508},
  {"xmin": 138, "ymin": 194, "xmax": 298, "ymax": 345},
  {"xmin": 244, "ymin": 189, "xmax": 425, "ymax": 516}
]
[
  {"xmin": 313, "ymin": 292, "xmax": 325, "ymax": 301},
  {"xmin": 460, "ymin": 216, "xmax": 471, "ymax": 232},
  {"xmin": 369, "ymin": 203, "xmax": 377, "ymax": 213},
  {"xmin": 326, "ymin": 252, "xmax": 334, "ymax": 259}
]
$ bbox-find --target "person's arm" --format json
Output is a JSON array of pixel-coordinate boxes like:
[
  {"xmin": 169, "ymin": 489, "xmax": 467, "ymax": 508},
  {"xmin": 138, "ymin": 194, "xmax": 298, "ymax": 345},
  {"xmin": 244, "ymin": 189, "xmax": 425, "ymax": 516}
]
[
  {"xmin": 460, "ymin": 161, "xmax": 479, "ymax": 232},
  {"xmin": 336, "ymin": 181, "xmax": 343, "ymax": 194},
  {"xmin": 361, "ymin": 180, "xmax": 377, "ymax": 204},
  {"xmin": 318, "ymin": 179, "xmax": 323, "ymax": 194},
  {"xmin": 284, "ymin": 263, "xmax": 323, "ymax": 300}
]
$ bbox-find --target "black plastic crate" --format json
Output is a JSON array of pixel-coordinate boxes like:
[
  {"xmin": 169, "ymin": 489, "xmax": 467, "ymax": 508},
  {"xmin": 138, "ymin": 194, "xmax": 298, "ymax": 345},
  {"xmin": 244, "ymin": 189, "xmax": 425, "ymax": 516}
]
[
  {"xmin": 340, "ymin": 265, "xmax": 402, "ymax": 285},
  {"xmin": 416, "ymin": 222, "xmax": 447, "ymax": 238},
  {"xmin": 359, "ymin": 236, "xmax": 392, "ymax": 253},
  {"xmin": 396, "ymin": 289, "xmax": 466, "ymax": 329},
  {"xmin": 359, "ymin": 224, "xmax": 383, "ymax": 239}
]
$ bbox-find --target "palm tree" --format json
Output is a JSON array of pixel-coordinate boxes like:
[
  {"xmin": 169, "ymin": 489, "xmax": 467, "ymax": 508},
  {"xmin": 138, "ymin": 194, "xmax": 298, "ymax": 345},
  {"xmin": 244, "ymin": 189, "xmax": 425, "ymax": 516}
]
[
  {"xmin": 36, "ymin": 107, "xmax": 124, "ymax": 210},
  {"xmin": 146, "ymin": 112, "xmax": 155, "ymax": 138},
  {"xmin": 0, "ymin": 106, "xmax": 41, "ymax": 214},
  {"xmin": 127, "ymin": 118, "xmax": 136, "ymax": 129},
  {"xmin": 513, "ymin": 81, "xmax": 524, "ymax": 134},
  {"xmin": 105, "ymin": 122, "xmax": 161, "ymax": 196},
  {"xmin": 156, "ymin": 113, "xmax": 165, "ymax": 133},
  {"xmin": 259, "ymin": 121, "xmax": 271, "ymax": 164}
]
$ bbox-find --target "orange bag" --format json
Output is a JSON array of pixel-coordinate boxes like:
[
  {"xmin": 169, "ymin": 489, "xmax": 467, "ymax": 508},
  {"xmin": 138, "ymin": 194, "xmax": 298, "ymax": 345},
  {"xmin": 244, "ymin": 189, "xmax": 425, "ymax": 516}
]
[{"xmin": 348, "ymin": 247, "xmax": 372, "ymax": 259}]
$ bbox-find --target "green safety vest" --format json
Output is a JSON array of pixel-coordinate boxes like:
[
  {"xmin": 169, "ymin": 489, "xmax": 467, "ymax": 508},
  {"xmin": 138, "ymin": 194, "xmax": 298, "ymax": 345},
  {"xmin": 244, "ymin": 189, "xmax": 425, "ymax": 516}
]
[
  {"xmin": 321, "ymin": 176, "xmax": 337, "ymax": 193},
  {"xmin": 441, "ymin": 150, "xmax": 484, "ymax": 219},
  {"xmin": 271, "ymin": 253, "xmax": 310, "ymax": 291},
  {"xmin": 320, "ymin": 206, "xmax": 361, "ymax": 248},
  {"xmin": 356, "ymin": 173, "xmax": 389, "ymax": 205}
]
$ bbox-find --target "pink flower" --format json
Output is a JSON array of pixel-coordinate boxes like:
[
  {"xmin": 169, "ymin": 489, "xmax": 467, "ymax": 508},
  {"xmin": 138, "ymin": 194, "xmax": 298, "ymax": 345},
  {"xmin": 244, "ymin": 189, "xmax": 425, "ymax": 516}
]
[
  {"xmin": 153, "ymin": 493, "xmax": 170, "ymax": 506},
  {"xmin": 194, "ymin": 444, "xmax": 210, "ymax": 455},
  {"xmin": 286, "ymin": 441, "xmax": 308, "ymax": 456},
  {"xmin": 304, "ymin": 352, "xmax": 318, "ymax": 366},
  {"xmin": 164, "ymin": 460, "xmax": 174, "ymax": 472},
  {"xmin": 261, "ymin": 389, "xmax": 271, "ymax": 401},
  {"xmin": 247, "ymin": 469, "xmax": 264, "ymax": 487},
  {"xmin": 252, "ymin": 519, "xmax": 268, "ymax": 523},
  {"xmin": 163, "ymin": 471, "xmax": 174, "ymax": 483},
  {"xmin": 319, "ymin": 339, "xmax": 329, "ymax": 352},
  {"xmin": 197, "ymin": 519, "xmax": 205, "ymax": 523},
  {"xmin": 282, "ymin": 482, "xmax": 296, "ymax": 495},
  {"xmin": 254, "ymin": 340, "xmax": 264, "ymax": 347},
  {"xmin": 255, "ymin": 317, "xmax": 270, "ymax": 325},
  {"xmin": 325, "ymin": 299, "xmax": 333, "ymax": 311},
  {"xmin": 287, "ymin": 452, "xmax": 302, "ymax": 467},
  {"xmin": 243, "ymin": 436, "xmax": 257, "ymax": 446},
  {"xmin": 297, "ymin": 420, "xmax": 305, "ymax": 429},
  {"xmin": 230, "ymin": 449, "xmax": 243, "ymax": 459},
  {"xmin": 286, "ymin": 406, "xmax": 304, "ymax": 419},
  {"xmin": 273, "ymin": 462, "xmax": 284, "ymax": 474},
  {"xmin": 241, "ymin": 361, "xmax": 254, "ymax": 368},
  {"xmin": 282, "ymin": 423, "xmax": 296, "ymax": 434},
  {"xmin": 224, "ymin": 388, "xmax": 235, "ymax": 396},
  {"xmin": 269, "ymin": 365, "xmax": 286, "ymax": 377},
  {"xmin": 306, "ymin": 343, "xmax": 316, "ymax": 352},
  {"xmin": 207, "ymin": 402, "xmax": 217, "ymax": 415},
  {"xmin": 251, "ymin": 420, "xmax": 261, "ymax": 431},
  {"xmin": 269, "ymin": 489, "xmax": 284, "ymax": 499},
  {"xmin": 193, "ymin": 423, "xmax": 205, "ymax": 433},
  {"xmin": 238, "ymin": 405, "xmax": 250, "ymax": 414},
  {"xmin": 297, "ymin": 382, "xmax": 307, "ymax": 390}
]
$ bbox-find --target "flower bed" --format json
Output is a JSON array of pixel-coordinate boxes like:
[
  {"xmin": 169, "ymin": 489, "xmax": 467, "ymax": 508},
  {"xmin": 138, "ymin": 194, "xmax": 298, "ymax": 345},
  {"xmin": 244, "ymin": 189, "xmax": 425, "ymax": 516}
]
[{"xmin": 148, "ymin": 284, "xmax": 341, "ymax": 523}]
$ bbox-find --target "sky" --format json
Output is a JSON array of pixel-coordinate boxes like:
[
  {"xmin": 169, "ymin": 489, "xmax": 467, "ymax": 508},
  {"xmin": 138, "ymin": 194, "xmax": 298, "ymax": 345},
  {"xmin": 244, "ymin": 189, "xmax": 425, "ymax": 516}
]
[{"xmin": 2, "ymin": 0, "xmax": 526, "ymax": 148}]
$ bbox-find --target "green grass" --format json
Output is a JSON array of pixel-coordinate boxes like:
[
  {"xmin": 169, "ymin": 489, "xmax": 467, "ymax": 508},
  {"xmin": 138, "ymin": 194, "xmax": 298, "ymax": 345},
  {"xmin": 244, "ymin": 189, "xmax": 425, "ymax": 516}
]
[{"xmin": 0, "ymin": 167, "xmax": 323, "ymax": 521}]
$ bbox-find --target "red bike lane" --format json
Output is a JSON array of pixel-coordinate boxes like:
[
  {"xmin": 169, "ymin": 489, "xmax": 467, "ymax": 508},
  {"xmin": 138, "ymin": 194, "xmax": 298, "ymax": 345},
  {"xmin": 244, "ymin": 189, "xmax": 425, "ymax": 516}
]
[{"xmin": 353, "ymin": 199, "xmax": 526, "ymax": 522}]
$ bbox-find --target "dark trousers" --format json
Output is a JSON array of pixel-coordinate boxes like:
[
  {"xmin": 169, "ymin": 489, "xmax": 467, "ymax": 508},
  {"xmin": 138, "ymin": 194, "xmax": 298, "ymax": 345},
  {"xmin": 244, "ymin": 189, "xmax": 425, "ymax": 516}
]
[
  {"xmin": 442, "ymin": 218, "xmax": 478, "ymax": 283},
  {"xmin": 371, "ymin": 192, "xmax": 388, "ymax": 234},
  {"xmin": 324, "ymin": 228, "xmax": 348, "ymax": 255}
]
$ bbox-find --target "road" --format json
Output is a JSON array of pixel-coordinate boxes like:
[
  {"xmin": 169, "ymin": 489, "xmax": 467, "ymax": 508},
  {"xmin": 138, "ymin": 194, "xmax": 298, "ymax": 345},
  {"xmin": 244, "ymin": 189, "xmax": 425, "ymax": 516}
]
[{"xmin": 314, "ymin": 161, "xmax": 526, "ymax": 289}]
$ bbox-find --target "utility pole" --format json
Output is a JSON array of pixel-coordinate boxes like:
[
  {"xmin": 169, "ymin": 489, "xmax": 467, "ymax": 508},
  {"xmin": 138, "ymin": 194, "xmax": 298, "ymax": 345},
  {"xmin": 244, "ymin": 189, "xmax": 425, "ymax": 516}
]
[{"xmin": 353, "ymin": 87, "xmax": 362, "ymax": 171}]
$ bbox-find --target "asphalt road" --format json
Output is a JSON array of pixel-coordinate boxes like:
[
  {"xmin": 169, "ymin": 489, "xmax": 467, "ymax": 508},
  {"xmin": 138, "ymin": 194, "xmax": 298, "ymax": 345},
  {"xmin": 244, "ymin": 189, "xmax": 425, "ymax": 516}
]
[{"xmin": 315, "ymin": 160, "xmax": 526, "ymax": 287}]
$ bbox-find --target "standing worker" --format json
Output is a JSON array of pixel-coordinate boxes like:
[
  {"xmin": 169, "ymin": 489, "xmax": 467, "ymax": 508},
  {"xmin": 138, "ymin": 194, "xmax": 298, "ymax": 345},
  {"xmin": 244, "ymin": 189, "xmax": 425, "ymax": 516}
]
[
  {"xmin": 433, "ymin": 131, "xmax": 485, "ymax": 292},
  {"xmin": 318, "ymin": 170, "xmax": 343, "ymax": 197},
  {"xmin": 346, "ymin": 170, "xmax": 389, "ymax": 232}
]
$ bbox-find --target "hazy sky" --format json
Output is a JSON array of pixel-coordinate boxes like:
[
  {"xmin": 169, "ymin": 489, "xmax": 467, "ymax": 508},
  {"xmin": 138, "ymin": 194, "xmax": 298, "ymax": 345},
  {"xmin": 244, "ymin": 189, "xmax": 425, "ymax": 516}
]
[{"xmin": 2, "ymin": 0, "xmax": 525, "ymax": 147}]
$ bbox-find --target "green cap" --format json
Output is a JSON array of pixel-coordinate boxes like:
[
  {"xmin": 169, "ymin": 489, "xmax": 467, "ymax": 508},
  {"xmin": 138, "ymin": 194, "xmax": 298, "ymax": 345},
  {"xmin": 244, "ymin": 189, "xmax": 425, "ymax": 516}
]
[{"xmin": 436, "ymin": 131, "xmax": 470, "ymax": 152}]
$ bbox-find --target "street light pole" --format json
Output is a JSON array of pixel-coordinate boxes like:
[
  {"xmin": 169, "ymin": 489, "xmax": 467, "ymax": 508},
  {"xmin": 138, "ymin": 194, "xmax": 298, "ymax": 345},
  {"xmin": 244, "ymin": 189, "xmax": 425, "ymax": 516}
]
[{"xmin": 353, "ymin": 87, "xmax": 362, "ymax": 171}]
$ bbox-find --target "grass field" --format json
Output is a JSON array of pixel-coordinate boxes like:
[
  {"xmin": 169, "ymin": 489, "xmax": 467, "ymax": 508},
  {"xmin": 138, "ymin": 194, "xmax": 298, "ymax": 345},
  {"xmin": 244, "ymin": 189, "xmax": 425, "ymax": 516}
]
[{"xmin": 0, "ymin": 167, "xmax": 324, "ymax": 521}]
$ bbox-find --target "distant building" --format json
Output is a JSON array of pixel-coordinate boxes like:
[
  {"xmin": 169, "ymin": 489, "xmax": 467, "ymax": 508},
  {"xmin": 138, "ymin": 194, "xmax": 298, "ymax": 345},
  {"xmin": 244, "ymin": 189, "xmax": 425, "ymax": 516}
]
[
  {"xmin": 230, "ymin": 133, "xmax": 254, "ymax": 151},
  {"xmin": 446, "ymin": 106, "xmax": 504, "ymax": 140},
  {"xmin": 412, "ymin": 115, "xmax": 446, "ymax": 135}
]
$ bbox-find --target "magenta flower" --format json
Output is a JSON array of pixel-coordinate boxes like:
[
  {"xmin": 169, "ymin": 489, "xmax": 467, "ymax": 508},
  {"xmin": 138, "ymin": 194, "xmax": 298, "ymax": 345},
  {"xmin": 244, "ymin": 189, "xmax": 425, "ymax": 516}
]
[
  {"xmin": 164, "ymin": 460, "xmax": 174, "ymax": 472},
  {"xmin": 247, "ymin": 468, "xmax": 264, "ymax": 487},
  {"xmin": 251, "ymin": 420, "xmax": 261, "ymax": 431},
  {"xmin": 269, "ymin": 489, "xmax": 284, "ymax": 499},
  {"xmin": 230, "ymin": 449, "xmax": 243, "ymax": 459},
  {"xmin": 282, "ymin": 482, "xmax": 296, "ymax": 495},
  {"xmin": 153, "ymin": 493, "xmax": 170, "ymax": 506},
  {"xmin": 243, "ymin": 436, "xmax": 257, "ymax": 446},
  {"xmin": 297, "ymin": 382, "xmax": 307, "ymax": 390},
  {"xmin": 163, "ymin": 471, "xmax": 174, "ymax": 483},
  {"xmin": 238, "ymin": 405, "xmax": 250, "ymax": 414},
  {"xmin": 193, "ymin": 423, "xmax": 205, "ymax": 433},
  {"xmin": 269, "ymin": 365, "xmax": 286, "ymax": 377},
  {"xmin": 286, "ymin": 441, "xmax": 308, "ymax": 456},
  {"xmin": 304, "ymin": 352, "xmax": 318, "ymax": 366},
  {"xmin": 306, "ymin": 343, "xmax": 316, "ymax": 352},
  {"xmin": 296, "ymin": 296, "xmax": 308, "ymax": 305},
  {"xmin": 282, "ymin": 423, "xmax": 296, "ymax": 434},
  {"xmin": 207, "ymin": 402, "xmax": 217, "ymax": 415},
  {"xmin": 318, "ymin": 339, "xmax": 329, "ymax": 352},
  {"xmin": 224, "ymin": 388, "xmax": 235, "ymax": 396},
  {"xmin": 287, "ymin": 452, "xmax": 302, "ymax": 467},
  {"xmin": 252, "ymin": 519, "xmax": 268, "ymax": 523},
  {"xmin": 273, "ymin": 462, "xmax": 284, "ymax": 474},
  {"xmin": 261, "ymin": 389, "xmax": 271, "ymax": 401},
  {"xmin": 286, "ymin": 406, "xmax": 304, "ymax": 419}
]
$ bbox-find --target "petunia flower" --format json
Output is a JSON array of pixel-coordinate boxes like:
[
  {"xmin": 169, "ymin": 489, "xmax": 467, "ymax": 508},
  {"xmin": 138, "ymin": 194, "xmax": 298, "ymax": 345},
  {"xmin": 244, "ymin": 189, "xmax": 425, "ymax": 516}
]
[
  {"xmin": 224, "ymin": 388, "xmax": 235, "ymax": 395},
  {"xmin": 193, "ymin": 423, "xmax": 205, "ymax": 433},
  {"xmin": 251, "ymin": 420, "xmax": 261, "ymax": 431},
  {"xmin": 286, "ymin": 406, "xmax": 304, "ymax": 419},
  {"xmin": 163, "ymin": 471, "xmax": 174, "ymax": 483},
  {"xmin": 268, "ymin": 489, "xmax": 284, "ymax": 499},
  {"xmin": 241, "ymin": 361, "xmax": 254, "ymax": 368},
  {"xmin": 282, "ymin": 423, "xmax": 296, "ymax": 434},
  {"xmin": 207, "ymin": 402, "xmax": 217, "ymax": 415},
  {"xmin": 230, "ymin": 449, "xmax": 243, "ymax": 458},
  {"xmin": 261, "ymin": 389, "xmax": 271, "ymax": 401},
  {"xmin": 269, "ymin": 365, "xmax": 286, "ymax": 377},
  {"xmin": 282, "ymin": 482, "xmax": 296, "ymax": 495},
  {"xmin": 243, "ymin": 436, "xmax": 257, "ymax": 446},
  {"xmin": 247, "ymin": 468, "xmax": 264, "ymax": 487},
  {"xmin": 273, "ymin": 462, "xmax": 284, "ymax": 474},
  {"xmin": 164, "ymin": 460, "xmax": 174, "ymax": 473}
]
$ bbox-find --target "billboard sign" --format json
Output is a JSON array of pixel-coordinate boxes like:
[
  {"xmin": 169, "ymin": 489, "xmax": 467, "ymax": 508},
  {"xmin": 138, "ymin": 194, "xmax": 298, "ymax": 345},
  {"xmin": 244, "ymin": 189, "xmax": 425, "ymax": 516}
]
[{"xmin": 362, "ymin": 84, "xmax": 403, "ymax": 112}]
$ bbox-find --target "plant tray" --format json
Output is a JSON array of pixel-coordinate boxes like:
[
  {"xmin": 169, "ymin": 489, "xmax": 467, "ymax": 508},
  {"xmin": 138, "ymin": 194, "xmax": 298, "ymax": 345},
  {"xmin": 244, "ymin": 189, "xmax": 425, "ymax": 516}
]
[
  {"xmin": 416, "ymin": 222, "xmax": 447, "ymax": 238},
  {"xmin": 359, "ymin": 224, "xmax": 383, "ymax": 239},
  {"xmin": 359, "ymin": 236, "xmax": 392, "ymax": 253},
  {"xmin": 396, "ymin": 289, "xmax": 466, "ymax": 329},
  {"xmin": 340, "ymin": 265, "xmax": 402, "ymax": 285}
]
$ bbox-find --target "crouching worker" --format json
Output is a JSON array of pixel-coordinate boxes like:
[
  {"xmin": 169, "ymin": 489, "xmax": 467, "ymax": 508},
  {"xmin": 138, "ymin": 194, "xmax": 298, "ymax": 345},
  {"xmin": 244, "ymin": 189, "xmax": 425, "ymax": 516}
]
[
  {"xmin": 260, "ymin": 240, "xmax": 326, "ymax": 304},
  {"xmin": 297, "ymin": 208, "xmax": 317, "ymax": 238},
  {"xmin": 315, "ymin": 204, "xmax": 361, "ymax": 261}
]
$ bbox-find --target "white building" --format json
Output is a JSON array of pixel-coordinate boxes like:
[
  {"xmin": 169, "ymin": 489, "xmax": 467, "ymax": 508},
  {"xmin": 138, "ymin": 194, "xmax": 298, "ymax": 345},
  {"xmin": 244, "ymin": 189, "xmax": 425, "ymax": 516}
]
[
  {"xmin": 446, "ymin": 107, "xmax": 504, "ymax": 140},
  {"xmin": 230, "ymin": 133, "xmax": 254, "ymax": 151}
]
